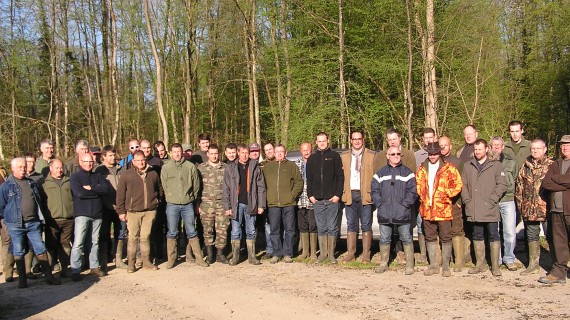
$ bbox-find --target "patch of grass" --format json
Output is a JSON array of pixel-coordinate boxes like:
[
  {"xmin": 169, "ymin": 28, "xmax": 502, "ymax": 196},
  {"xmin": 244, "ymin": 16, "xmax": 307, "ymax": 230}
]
[{"xmin": 340, "ymin": 261, "xmax": 377, "ymax": 269}]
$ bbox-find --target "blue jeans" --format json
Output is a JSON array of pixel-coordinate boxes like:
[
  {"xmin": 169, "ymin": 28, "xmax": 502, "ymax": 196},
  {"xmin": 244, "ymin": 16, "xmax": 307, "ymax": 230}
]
[
  {"xmin": 416, "ymin": 212, "xmax": 423, "ymax": 235},
  {"xmin": 265, "ymin": 216, "xmax": 273, "ymax": 254},
  {"xmin": 70, "ymin": 216, "xmax": 102, "ymax": 272},
  {"xmin": 166, "ymin": 203, "xmax": 197, "ymax": 239},
  {"xmin": 498, "ymin": 201, "xmax": 517, "ymax": 264},
  {"xmin": 231, "ymin": 203, "xmax": 257, "ymax": 240},
  {"xmin": 6, "ymin": 220, "xmax": 47, "ymax": 257},
  {"xmin": 345, "ymin": 191, "xmax": 373, "ymax": 232},
  {"xmin": 268, "ymin": 206, "xmax": 296, "ymax": 257},
  {"xmin": 379, "ymin": 224, "xmax": 412, "ymax": 245},
  {"xmin": 313, "ymin": 200, "xmax": 340, "ymax": 236}
]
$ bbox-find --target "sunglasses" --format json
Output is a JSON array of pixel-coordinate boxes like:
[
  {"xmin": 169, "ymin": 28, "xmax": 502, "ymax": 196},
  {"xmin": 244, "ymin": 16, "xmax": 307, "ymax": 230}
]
[
  {"xmin": 129, "ymin": 146, "xmax": 140, "ymax": 150},
  {"xmin": 388, "ymin": 153, "xmax": 402, "ymax": 156}
]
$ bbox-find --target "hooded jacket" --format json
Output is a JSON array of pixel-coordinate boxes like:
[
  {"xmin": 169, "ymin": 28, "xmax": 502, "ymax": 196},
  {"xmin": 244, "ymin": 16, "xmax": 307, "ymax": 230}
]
[
  {"xmin": 416, "ymin": 159, "xmax": 462, "ymax": 221},
  {"xmin": 222, "ymin": 159, "xmax": 266, "ymax": 219},
  {"xmin": 461, "ymin": 157, "xmax": 507, "ymax": 222}
]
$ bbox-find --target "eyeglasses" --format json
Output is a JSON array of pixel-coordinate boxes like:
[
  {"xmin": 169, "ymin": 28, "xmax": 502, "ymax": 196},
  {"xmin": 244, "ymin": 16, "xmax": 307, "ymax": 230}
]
[
  {"xmin": 388, "ymin": 153, "xmax": 402, "ymax": 156},
  {"xmin": 129, "ymin": 146, "xmax": 140, "ymax": 150},
  {"xmin": 82, "ymin": 161, "xmax": 95, "ymax": 163}
]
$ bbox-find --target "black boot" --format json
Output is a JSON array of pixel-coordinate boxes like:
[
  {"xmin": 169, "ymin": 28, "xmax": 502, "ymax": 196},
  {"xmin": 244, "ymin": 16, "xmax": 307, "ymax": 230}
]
[
  {"xmin": 216, "ymin": 247, "xmax": 229, "ymax": 264},
  {"xmin": 206, "ymin": 245, "xmax": 215, "ymax": 264},
  {"xmin": 15, "ymin": 257, "xmax": 27, "ymax": 288},
  {"xmin": 37, "ymin": 253, "xmax": 61, "ymax": 285}
]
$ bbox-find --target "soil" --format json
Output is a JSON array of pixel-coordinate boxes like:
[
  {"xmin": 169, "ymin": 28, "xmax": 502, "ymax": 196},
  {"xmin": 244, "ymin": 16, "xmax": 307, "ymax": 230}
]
[{"xmin": 1, "ymin": 249, "xmax": 569, "ymax": 320}]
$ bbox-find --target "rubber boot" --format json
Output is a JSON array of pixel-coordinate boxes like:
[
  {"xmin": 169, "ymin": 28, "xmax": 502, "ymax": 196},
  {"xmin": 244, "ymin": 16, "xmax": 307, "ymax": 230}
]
[
  {"xmin": 140, "ymin": 240, "xmax": 158, "ymax": 270},
  {"xmin": 185, "ymin": 240, "xmax": 195, "ymax": 263},
  {"xmin": 37, "ymin": 253, "xmax": 61, "ymax": 285},
  {"xmin": 342, "ymin": 232, "xmax": 357, "ymax": 262},
  {"xmin": 468, "ymin": 240, "xmax": 486, "ymax": 274},
  {"xmin": 436, "ymin": 236, "xmax": 443, "ymax": 266},
  {"xmin": 166, "ymin": 239, "xmax": 177, "ymax": 269},
  {"xmin": 99, "ymin": 242, "xmax": 109, "ymax": 275},
  {"xmin": 189, "ymin": 238, "xmax": 209, "ymax": 267},
  {"xmin": 424, "ymin": 242, "xmax": 440, "ymax": 276},
  {"xmin": 464, "ymin": 237, "xmax": 473, "ymax": 264},
  {"xmin": 216, "ymin": 247, "xmax": 229, "ymax": 264},
  {"xmin": 298, "ymin": 233, "xmax": 310, "ymax": 259},
  {"xmin": 309, "ymin": 233, "xmax": 318, "ymax": 260},
  {"xmin": 229, "ymin": 240, "xmax": 240, "ymax": 266},
  {"xmin": 374, "ymin": 244, "xmax": 390, "ymax": 273},
  {"xmin": 115, "ymin": 240, "xmax": 128, "ymax": 269},
  {"xmin": 205, "ymin": 245, "xmax": 215, "ymax": 264},
  {"xmin": 417, "ymin": 234, "xmax": 428, "ymax": 264},
  {"xmin": 361, "ymin": 232, "xmax": 372, "ymax": 263},
  {"xmin": 452, "ymin": 236, "xmax": 464, "ymax": 272},
  {"xmin": 24, "ymin": 251, "xmax": 36, "ymax": 279},
  {"xmin": 15, "ymin": 257, "xmax": 27, "ymax": 288},
  {"xmin": 403, "ymin": 242, "xmax": 415, "ymax": 275},
  {"xmin": 328, "ymin": 236, "xmax": 337, "ymax": 264},
  {"xmin": 316, "ymin": 236, "xmax": 328, "ymax": 264},
  {"xmin": 441, "ymin": 242, "xmax": 452, "ymax": 277},
  {"xmin": 2, "ymin": 244, "xmax": 14, "ymax": 282},
  {"xmin": 490, "ymin": 241, "xmax": 502, "ymax": 277},
  {"xmin": 521, "ymin": 241, "xmax": 540, "ymax": 275},
  {"xmin": 246, "ymin": 240, "xmax": 260, "ymax": 265},
  {"xmin": 127, "ymin": 240, "xmax": 137, "ymax": 273}
]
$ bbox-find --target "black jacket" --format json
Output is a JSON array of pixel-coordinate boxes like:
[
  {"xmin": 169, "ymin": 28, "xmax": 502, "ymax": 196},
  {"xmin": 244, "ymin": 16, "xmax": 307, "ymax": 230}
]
[
  {"xmin": 70, "ymin": 169, "xmax": 108, "ymax": 219},
  {"xmin": 306, "ymin": 147, "xmax": 344, "ymax": 200},
  {"xmin": 371, "ymin": 162, "xmax": 417, "ymax": 224}
]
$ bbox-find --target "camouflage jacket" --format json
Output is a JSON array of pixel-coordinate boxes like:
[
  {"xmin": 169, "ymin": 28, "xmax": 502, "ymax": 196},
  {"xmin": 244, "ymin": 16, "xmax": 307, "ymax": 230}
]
[
  {"xmin": 515, "ymin": 156, "xmax": 553, "ymax": 221},
  {"xmin": 198, "ymin": 161, "xmax": 226, "ymax": 204}
]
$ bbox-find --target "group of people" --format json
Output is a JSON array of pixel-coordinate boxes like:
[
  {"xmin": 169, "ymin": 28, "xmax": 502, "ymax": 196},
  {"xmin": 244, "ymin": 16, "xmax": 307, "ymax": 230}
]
[{"xmin": 1, "ymin": 122, "xmax": 569, "ymax": 290}]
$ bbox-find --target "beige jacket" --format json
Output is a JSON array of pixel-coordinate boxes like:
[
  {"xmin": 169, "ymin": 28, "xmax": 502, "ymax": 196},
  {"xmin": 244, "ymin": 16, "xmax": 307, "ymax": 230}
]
[{"xmin": 341, "ymin": 148, "xmax": 376, "ymax": 205}]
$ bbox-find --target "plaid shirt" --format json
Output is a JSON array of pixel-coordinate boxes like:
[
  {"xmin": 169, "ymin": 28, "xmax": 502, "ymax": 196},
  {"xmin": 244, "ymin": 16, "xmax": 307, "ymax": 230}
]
[{"xmin": 295, "ymin": 158, "xmax": 313, "ymax": 209}]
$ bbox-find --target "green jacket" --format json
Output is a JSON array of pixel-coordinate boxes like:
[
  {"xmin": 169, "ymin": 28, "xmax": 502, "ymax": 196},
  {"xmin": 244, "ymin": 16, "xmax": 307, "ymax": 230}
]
[
  {"xmin": 499, "ymin": 154, "xmax": 517, "ymax": 203},
  {"xmin": 503, "ymin": 137, "xmax": 531, "ymax": 174},
  {"xmin": 262, "ymin": 159, "xmax": 303, "ymax": 207},
  {"xmin": 161, "ymin": 158, "xmax": 200, "ymax": 205},
  {"xmin": 38, "ymin": 175, "xmax": 73, "ymax": 220}
]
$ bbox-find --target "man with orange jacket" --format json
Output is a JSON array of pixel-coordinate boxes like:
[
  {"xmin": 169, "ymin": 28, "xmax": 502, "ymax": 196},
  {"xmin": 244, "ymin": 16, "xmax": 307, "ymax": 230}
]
[{"xmin": 416, "ymin": 142, "xmax": 463, "ymax": 277}]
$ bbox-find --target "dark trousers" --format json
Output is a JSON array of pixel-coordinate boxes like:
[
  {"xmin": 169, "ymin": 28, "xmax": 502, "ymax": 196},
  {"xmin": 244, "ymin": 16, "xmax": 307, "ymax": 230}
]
[
  {"xmin": 450, "ymin": 205, "xmax": 464, "ymax": 237},
  {"xmin": 424, "ymin": 220, "xmax": 452, "ymax": 243},
  {"xmin": 471, "ymin": 222, "xmax": 500, "ymax": 242},
  {"xmin": 550, "ymin": 212, "xmax": 570, "ymax": 279},
  {"xmin": 523, "ymin": 220, "xmax": 544, "ymax": 242},
  {"xmin": 297, "ymin": 208, "xmax": 317, "ymax": 233},
  {"xmin": 45, "ymin": 219, "xmax": 74, "ymax": 264},
  {"xmin": 268, "ymin": 206, "xmax": 296, "ymax": 257}
]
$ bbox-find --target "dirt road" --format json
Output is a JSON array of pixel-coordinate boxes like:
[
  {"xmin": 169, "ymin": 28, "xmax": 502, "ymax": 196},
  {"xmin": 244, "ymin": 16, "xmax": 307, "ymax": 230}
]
[{"xmin": 1, "ymin": 257, "xmax": 569, "ymax": 320}]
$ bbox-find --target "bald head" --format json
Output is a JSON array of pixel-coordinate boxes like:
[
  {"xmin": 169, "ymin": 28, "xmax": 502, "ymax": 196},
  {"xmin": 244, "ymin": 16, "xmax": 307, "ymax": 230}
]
[
  {"xmin": 438, "ymin": 136, "xmax": 452, "ymax": 157},
  {"xmin": 79, "ymin": 153, "xmax": 95, "ymax": 172},
  {"xmin": 50, "ymin": 159, "xmax": 64, "ymax": 179}
]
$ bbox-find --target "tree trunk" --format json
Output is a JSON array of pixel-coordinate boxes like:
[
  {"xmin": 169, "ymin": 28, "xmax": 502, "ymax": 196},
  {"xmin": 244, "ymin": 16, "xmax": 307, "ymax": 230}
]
[{"xmin": 338, "ymin": 0, "xmax": 348, "ymax": 148}]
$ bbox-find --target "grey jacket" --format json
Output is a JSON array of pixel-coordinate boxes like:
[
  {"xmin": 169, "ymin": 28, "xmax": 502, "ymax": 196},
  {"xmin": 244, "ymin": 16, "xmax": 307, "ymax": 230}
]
[
  {"xmin": 461, "ymin": 157, "xmax": 507, "ymax": 222},
  {"xmin": 222, "ymin": 160, "xmax": 266, "ymax": 219}
]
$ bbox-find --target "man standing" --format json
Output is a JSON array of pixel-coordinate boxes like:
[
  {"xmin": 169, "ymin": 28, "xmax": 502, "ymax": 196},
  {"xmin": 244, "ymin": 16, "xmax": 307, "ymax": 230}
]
[
  {"xmin": 261, "ymin": 143, "xmax": 275, "ymax": 167},
  {"xmin": 373, "ymin": 128, "xmax": 416, "ymax": 173},
  {"xmin": 462, "ymin": 139, "xmax": 507, "ymax": 277},
  {"xmin": 222, "ymin": 144, "xmax": 266, "ymax": 266},
  {"xmin": 116, "ymin": 150, "xmax": 162, "ymax": 272},
  {"xmin": 296, "ymin": 142, "xmax": 318, "ymax": 260},
  {"xmin": 490, "ymin": 136, "xmax": 518, "ymax": 271},
  {"xmin": 0, "ymin": 158, "xmax": 60, "ymax": 288},
  {"xmin": 414, "ymin": 128, "xmax": 436, "ymax": 169},
  {"xmin": 24, "ymin": 153, "xmax": 42, "ymax": 183},
  {"xmin": 94, "ymin": 145, "xmax": 128, "ymax": 270},
  {"xmin": 40, "ymin": 159, "xmax": 74, "ymax": 278},
  {"xmin": 259, "ymin": 142, "xmax": 275, "ymax": 259},
  {"xmin": 66, "ymin": 139, "xmax": 90, "ymax": 175},
  {"xmin": 262, "ymin": 144, "xmax": 303, "ymax": 263},
  {"xmin": 69, "ymin": 153, "xmax": 108, "ymax": 281},
  {"xmin": 457, "ymin": 125, "xmax": 478, "ymax": 163},
  {"xmin": 540, "ymin": 135, "xmax": 570, "ymax": 284},
  {"xmin": 503, "ymin": 120, "xmax": 531, "ymax": 174},
  {"xmin": 224, "ymin": 143, "xmax": 238, "ymax": 164},
  {"xmin": 306, "ymin": 132, "xmax": 344, "ymax": 264},
  {"xmin": 372, "ymin": 146, "xmax": 417, "ymax": 275},
  {"xmin": 194, "ymin": 133, "xmax": 211, "ymax": 164},
  {"xmin": 416, "ymin": 143, "xmax": 463, "ymax": 277},
  {"xmin": 341, "ymin": 130, "xmax": 375, "ymax": 262},
  {"xmin": 516, "ymin": 139, "xmax": 553, "ymax": 275},
  {"xmin": 141, "ymin": 138, "xmax": 165, "ymax": 261},
  {"xmin": 438, "ymin": 136, "xmax": 467, "ymax": 271},
  {"xmin": 119, "ymin": 138, "xmax": 140, "ymax": 169},
  {"xmin": 198, "ymin": 144, "xmax": 230, "ymax": 264},
  {"xmin": 140, "ymin": 139, "xmax": 163, "ymax": 172},
  {"xmin": 249, "ymin": 142, "xmax": 261, "ymax": 161},
  {"xmin": 154, "ymin": 141, "xmax": 170, "ymax": 163},
  {"xmin": 161, "ymin": 143, "xmax": 207, "ymax": 268},
  {"xmin": 35, "ymin": 139, "xmax": 55, "ymax": 175}
]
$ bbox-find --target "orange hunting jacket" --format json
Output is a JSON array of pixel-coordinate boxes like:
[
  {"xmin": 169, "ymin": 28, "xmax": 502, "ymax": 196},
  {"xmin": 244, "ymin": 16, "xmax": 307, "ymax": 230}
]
[{"xmin": 416, "ymin": 159, "xmax": 463, "ymax": 221}]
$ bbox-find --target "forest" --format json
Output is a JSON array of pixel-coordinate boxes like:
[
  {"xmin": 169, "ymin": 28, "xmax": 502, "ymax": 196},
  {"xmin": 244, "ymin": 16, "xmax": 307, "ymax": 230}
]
[{"xmin": 0, "ymin": 0, "xmax": 569, "ymax": 159}]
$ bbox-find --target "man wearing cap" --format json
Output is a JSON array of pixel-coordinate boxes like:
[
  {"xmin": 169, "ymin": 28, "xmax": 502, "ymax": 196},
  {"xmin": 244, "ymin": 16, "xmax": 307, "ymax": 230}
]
[
  {"xmin": 539, "ymin": 134, "xmax": 570, "ymax": 284},
  {"xmin": 90, "ymin": 147, "xmax": 102, "ymax": 165},
  {"xmin": 249, "ymin": 142, "xmax": 261, "ymax": 161},
  {"xmin": 306, "ymin": 132, "xmax": 344, "ymax": 264},
  {"xmin": 416, "ymin": 143, "xmax": 462, "ymax": 276},
  {"xmin": 341, "ymin": 130, "xmax": 376, "ymax": 262}
]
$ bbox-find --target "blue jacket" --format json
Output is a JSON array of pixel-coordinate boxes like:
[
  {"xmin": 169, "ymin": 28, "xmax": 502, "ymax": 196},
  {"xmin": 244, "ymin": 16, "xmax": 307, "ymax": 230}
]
[
  {"xmin": 0, "ymin": 175, "xmax": 45, "ymax": 226},
  {"xmin": 70, "ymin": 169, "xmax": 108, "ymax": 219},
  {"xmin": 371, "ymin": 163, "xmax": 417, "ymax": 225}
]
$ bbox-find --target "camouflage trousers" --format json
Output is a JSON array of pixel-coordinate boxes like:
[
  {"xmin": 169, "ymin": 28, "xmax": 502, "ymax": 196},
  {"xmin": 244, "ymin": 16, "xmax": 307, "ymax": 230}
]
[{"xmin": 200, "ymin": 202, "xmax": 230, "ymax": 249}]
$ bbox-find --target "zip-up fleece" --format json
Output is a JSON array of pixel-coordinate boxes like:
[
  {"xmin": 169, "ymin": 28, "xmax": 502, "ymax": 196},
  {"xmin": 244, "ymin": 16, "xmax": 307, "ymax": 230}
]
[
  {"xmin": 262, "ymin": 159, "xmax": 303, "ymax": 207},
  {"xmin": 161, "ymin": 158, "xmax": 200, "ymax": 205},
  {"xmin": 306, "ymin": 147, "xmax": 344, "ymax": 200},
  {"xmin": 116, "ymin": 165, "xmax": 162, "ymax": 214},
  {"xmin": 39, "ymin": 175, "xmax": 74, "ymax": 220},
  {"xmin": 222, "ymin": 159, "xmax": 266, "ymax": 219}
]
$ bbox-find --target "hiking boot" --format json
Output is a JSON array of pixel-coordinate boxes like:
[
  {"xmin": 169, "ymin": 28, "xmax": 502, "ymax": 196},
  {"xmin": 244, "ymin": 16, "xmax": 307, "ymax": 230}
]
[
  {"xmin": 538, "ymin": 274, "xmax": 566, "ymax": 285},
  {"xmin": 374, "ymin": 244, "xmax": 390, "ymax": 274},
  {"xmin": 90, "ymin": 268, "xmax": 106, "ymax": 277},
  {"xmin": 270, "ymin": 256, "xmax": 280, "ymax": 264},
  {"xmin": 283, "ymin": 256, "xmax": 293, "ymax": 263},
  {"xmin": 342, "ymin": 232, "xmax": 357, "ymax": 262}
]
